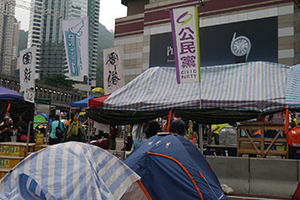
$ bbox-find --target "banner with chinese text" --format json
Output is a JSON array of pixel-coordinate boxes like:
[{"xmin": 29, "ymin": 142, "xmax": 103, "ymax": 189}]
[
  {"xmin": 19, "ymin": 46, "xmax": 36, "ymax": 91},
  {"xmin": 170, "ymin": 6, "xmax": 201, "ymax": 84},
  {"xmin": 103, "ymin": 46, "xmax": 124, "ymax": 95},
  {"xmin": 62, "ymin": 17, "xmax": 89, "ymax": 77}
]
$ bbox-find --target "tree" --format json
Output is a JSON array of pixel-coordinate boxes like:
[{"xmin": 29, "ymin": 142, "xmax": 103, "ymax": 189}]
[
  {"xmin": 18, "ymin": 30, "xmax": 28, "ymax": 53},
  {"xmin": 37, "ymin": 74, "xmax": 76, "ymax": 91}
]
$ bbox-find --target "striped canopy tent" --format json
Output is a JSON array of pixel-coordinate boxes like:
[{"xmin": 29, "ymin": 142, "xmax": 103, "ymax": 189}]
[
  {"xmin": 285, "ymin": 64, "xmax": 300, "ymax": 110},
  {"xmin": 0, "ymin": 142, "xmax": 151, "ymax": 200},
  {"xmin": 87, "ymin": 61, "xmax": 289, "ymax": 124}
]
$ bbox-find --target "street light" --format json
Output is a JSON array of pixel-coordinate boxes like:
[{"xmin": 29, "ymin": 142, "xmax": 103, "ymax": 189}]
[{"xmin": 198, "ymin": 0, "xmax": 205, "ymax": 10}]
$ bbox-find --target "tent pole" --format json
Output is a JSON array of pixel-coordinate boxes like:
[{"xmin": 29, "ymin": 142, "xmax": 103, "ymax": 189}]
[
  {"xmin": 48, "ymin": 101, "xmax": 51, "ymax": 145},
  {"xmin": 198, "ymin": 123, "xmax": 203, "ymax": 153},
  {"xmin": 197, "ymin": 2, "xmax": 203, "ymax": 154},
  {"xmin": 87, "ymin": 75, "xmax": 91, "ymax": 143}
]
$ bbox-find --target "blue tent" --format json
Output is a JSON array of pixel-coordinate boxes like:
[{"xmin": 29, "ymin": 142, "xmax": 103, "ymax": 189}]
[
  {"xmin": 0, "ymin": 86, "xmax": 23, "ymax": 100},
  {"xmin": 70, "ymin": 95, "xmax": 94, "ymax": 107},
  {"xmin": 124, "ymin": 134, "xmax": 227, "ymax": 200}
]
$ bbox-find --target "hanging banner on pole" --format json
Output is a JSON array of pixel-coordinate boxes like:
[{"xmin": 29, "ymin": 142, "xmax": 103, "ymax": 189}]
[
  {"xmin": 19, "ymin": 46, "xmax": 36, "ymax": 91},
  {"xmin": 170, "ymin": 6, "xmax": 201, "ymax": 84},
  {"xmin": 103, "ymin": 46, "xmax": 124, "ymax": 95},
  {"xmin": 62, "ymin": 17, "xmax": 89, "ymax": 77}
]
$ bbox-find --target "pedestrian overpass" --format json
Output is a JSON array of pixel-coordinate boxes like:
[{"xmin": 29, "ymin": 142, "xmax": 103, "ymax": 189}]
[{"xmin": 0, "ymin": 74, "xmax": 83, "ymax": 108}]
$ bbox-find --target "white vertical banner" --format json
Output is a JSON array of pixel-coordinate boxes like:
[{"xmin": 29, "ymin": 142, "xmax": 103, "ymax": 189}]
[
  {"xmin": 62, "ymin": 17, "xmax": 89, "ymax": 77},
  {"xmin": 19, "ymin": 46, "xmax": 36, "ymax": 91},
  {"xmin": 103, "ymin": 46, "xmax": 125, "ymax": 95},
  {"xmin": 170, "ymin": 6, "xmax": 201, "ymax": 84}
]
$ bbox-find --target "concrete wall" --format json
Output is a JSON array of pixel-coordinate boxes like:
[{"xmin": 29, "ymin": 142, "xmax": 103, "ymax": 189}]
[{"xmin": 206, "ymin": 156, "xmax": 299, "ymax": 197}]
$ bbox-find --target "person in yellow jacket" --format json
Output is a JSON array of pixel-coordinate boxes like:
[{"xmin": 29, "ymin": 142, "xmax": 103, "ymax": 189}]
[
  {"xmin": 66, "ymin": 114, "xmax": 83, "ymax": 141},
  {"xmin": 291, "ymin": 113, "xmax": 298, "ymax": 128},
  {"xmin": 209, "ymin": 123, "xmax": 228, "ymax": 145}
]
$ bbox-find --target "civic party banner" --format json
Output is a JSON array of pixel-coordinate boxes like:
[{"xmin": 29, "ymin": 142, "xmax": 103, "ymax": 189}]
[
  {"xmin": 170, "ymin": 6, "xmax": 201, "ymax": 84},
  {"xmin": 62, "ymin": 17, "xmax": 89, "ymax": 77},
  {"xmin": 19, "ymin": 46, "xmax": 36, "ymax": 91},
  {"xmin": 103, "ymin": 46, "xmax": 124, "ymax": 95}
]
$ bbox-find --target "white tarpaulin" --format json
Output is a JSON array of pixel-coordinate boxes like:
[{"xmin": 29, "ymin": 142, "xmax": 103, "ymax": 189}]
[
  {"xmin": 62, "ymin": 17, "xmax": 89, "ymax": 77},
  {"xmin": 0, "ymin": 142, "xmax": 151, "ymax": 200},
  {"xmin": 19, "ymin": 46, "xmax": 36, "ymax": 91},
  {"xmin": 170, "ymin": 6, "xmax": 201, "ymax": 84},
  {"xmin": 103, "ymin": 46, "xmax": 125, "ymax": 95}
]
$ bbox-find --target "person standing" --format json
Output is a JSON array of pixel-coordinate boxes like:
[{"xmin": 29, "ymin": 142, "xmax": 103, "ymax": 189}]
[
  {"xmin": 170, "ymin": 120, "xmax": 186, "ymax": 136},
  {"xmin": 109, "ymin": 126, "xmax": 117, "ymax": 150},
  {"xmin": 291, "ymin": 114, "xmax": 298, "ymax": 128},
  {"xmin": 17, "ymin": 116, "xmax": 28, "ymax": 142},
  {"xmin": 146, "ymin": 120, "xmax": 160, "ymax": 139},
  {"xmin": 0, "ymin": 118, "xmax": 12, "ymax": 142},
  {"xmin": 49, "ymin": 115, "xmax": 64, "ymax": 145},
  {"xmin": 66, "ymin": 114, "xmax": 82, "ymax": 141},
  {"xmin": 209, "ymin": 124, "xmax": 228, "ymax": 145}
]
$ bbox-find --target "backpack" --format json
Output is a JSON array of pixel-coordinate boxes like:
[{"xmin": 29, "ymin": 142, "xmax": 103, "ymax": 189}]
[{"xmin": 55, "ymin": 121, "xmax": 63, "ymax": 138}]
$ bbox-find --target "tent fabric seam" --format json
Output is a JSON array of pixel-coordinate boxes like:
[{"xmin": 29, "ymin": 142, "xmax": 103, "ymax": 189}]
[
  {"xmin": 137, "ymin": 180, "xmax": 152, "ymax": 200},
  {"xmin": 146, "ymin": 152, "xmax": 204, "ymax": 200}
]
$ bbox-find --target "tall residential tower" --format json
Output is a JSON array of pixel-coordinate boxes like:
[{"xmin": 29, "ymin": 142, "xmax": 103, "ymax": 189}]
[
  {"xmin": 28, "ymin": 0, "xmax": 99, "ymax": 90},
  {"xmin": 0, "ymin": 0, "xmax": 16, "ymax": 75}
]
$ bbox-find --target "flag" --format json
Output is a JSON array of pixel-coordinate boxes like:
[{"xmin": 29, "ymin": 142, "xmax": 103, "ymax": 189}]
[
  {"xmin": 170, "ymin": 6, "xmax": 201, "ymax": 84},
  {"xmin": 103, "ymin": 46, "xmax": 125, "ymax": 95},
  {"xmin": 62, "ymin": 17, "xmax": 89, "ymax": 77},
  {"xmin": 19, "ymin": 46, "xmax": 36, "ymax": 91}
]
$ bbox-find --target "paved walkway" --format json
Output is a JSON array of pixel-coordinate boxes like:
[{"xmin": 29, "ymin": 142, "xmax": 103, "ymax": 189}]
[{"xmin": 227, "ymin": 195, "xmax": 292, "ymax": 200}]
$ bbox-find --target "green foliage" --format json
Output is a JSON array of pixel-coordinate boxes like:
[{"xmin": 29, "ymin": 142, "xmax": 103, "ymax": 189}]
[
  {"xmin": 98, "ymin": 23, "xmax": 114, "ymax": 57},
  {"xmin": 37, "ymin": 74, "xmax": 76, "ymax": 91},
  {"xmin": 18, "ymin": 30, "xmax": 28, "ymax": 53}
]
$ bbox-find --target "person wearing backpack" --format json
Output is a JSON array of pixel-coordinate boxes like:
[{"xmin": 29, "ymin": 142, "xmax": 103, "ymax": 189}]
[{"xmin": 49, "ymin": 115, "xmax": 64, "ymax": 145}]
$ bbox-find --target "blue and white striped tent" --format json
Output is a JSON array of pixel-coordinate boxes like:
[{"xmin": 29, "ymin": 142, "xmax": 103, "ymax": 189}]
[
  {"xmin": 88, "ymin": 61, "xmax": 289, "ymax": 124},
  {"xmin": 285, "ymin": 64, "xmax": 300, "ymax": 110},
  {"xmin": 0, "ymin": 142, "xmax": 151, "ymax": 200}
]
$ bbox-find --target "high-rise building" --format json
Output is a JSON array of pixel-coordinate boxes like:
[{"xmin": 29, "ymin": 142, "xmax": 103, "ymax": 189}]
[
  {"xmin": 28, "ymin": 0, "xmax": 99, "ymax": 89},
  {"xmin": 11, "ymin": 18, "xmax": 20, "ymax": 75},
  {"xmin": 0, "ymin": 0, "xmax": 16, "ymax": 76}
]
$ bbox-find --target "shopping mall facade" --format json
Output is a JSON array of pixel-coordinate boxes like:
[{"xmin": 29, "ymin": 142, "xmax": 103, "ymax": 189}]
[{"xmin": 115, "ymin": 0, "xmax": 300, "ymax": 84}]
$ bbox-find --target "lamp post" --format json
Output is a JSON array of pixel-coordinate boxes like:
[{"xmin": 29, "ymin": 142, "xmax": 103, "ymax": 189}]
[{"xmin": 197, "ymin": 0, "xmax": 205, "ymax": 153}]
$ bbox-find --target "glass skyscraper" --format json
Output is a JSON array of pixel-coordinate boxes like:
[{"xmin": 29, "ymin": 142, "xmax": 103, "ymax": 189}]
[{"xmin": 28, "ymin": 0, "xmax": 99, "ymax": 88}]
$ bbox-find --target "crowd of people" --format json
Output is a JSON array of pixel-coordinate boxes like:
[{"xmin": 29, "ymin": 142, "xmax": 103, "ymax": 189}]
[
  {"xmin": 0, "ymin": 112, "xmax": 235, "ymax": 151},
  {"xmin": 0, "ymin": 110, "xmax": 299, "ymax": 159},
  {"xmin": 0, "ymin": 115, "xmax": 30, "ymax": 143}
]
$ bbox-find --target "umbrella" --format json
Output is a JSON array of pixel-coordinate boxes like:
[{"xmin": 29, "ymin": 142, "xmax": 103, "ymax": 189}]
[
  {"xmin": 0, "ymin": 86, "xmax": 23, "ymax": 100},
  {"xmin": 92, "ymin": 87, "xmax": 104, "ymax": 93},
  {"xmin": 79, "ymin": 112, "xmax": 86, "ymax": 116},
  {"xmin": 0, "ymin": 142, "xmax": 151, "ymax": 200}
]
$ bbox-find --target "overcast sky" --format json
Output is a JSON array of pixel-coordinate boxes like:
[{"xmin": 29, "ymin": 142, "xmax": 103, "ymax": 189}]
[{"xmin": 14, "ymin": 0, "xmax": 127, "ymax": 32}]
